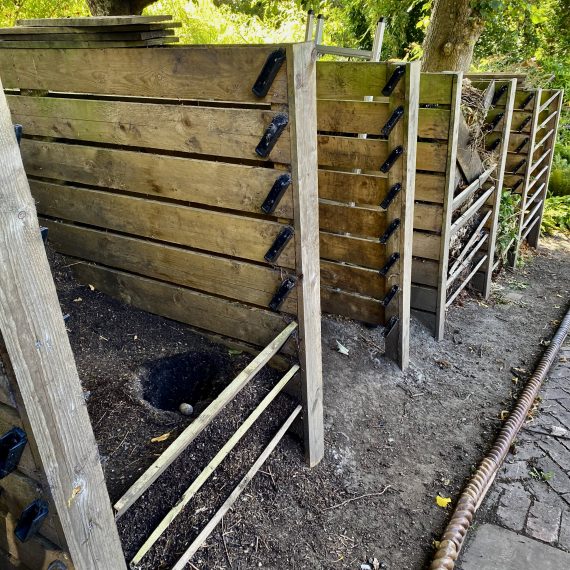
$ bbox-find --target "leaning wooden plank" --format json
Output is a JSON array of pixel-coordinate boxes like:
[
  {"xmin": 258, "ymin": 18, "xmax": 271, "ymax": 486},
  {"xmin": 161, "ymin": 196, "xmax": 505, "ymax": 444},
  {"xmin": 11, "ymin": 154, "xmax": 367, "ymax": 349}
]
[
  {"xmin": 0, "ymin": 76, "xmax": 126, "ymax": 569},
  {"xmin": 539, "ymin": 91, "xmax": 561, "ymax": 113},
  {"xmin": 446, "ymin": 233, "xmax": 488, "ymax": 288},
  {"xmin": 521, "ymin": 213, "xmax": 541, "ymax": 242},
  {"xmin": 17, "ymin": 15, "xmax": 172, "ymax": 26},
  {"xmin": 449, "ymin": 186, "xmax": 495, "ymax": 236},
  {"xmin": 42, "ymin": 220, "xmax": 297, "ymax": 314},
  {"xmin": 287, "ymin": 42, "xmax": 324, "ymax": 467},
  {"xmin": 448, "ymin": 210, "xmax": 492, "ymax": 275},
  {"xmin": 445, "ymin": 256, "xmax": 487, "ymax": 307},
  {"xmin": 0, "ymin": 548, "xmax": 26, "ymax": 570},
  {"xmin": 172, "ymin": 405, "xmax": 302, "ymax": 570},
  {"xmin": 0, "ymin": 37, "xmax": 179, "ymax": 48},
  {"xmin": 114, "ymin": 321, "xmax": 297, "ymax": 518},
  {"xmin": 0, "ymin": 46, "xmax": 287, "ymax": 103},
  {"xmin": 21, "ymin": 139, "xmax": 294, "ymax": 218},
  {"xmin": 131, "ymin": 365, "xmax": 299, "ymax": 565},
  {"xmin": 9, "ymin": 96, "xmax": 291, "ymax": 164},
  {"xmin": 30, "ymin": 181, "xmax": 296, "ymax": 269},
  {"xmin": 451, "ymin": 167, "xmax": 494, "ymax": 211}
]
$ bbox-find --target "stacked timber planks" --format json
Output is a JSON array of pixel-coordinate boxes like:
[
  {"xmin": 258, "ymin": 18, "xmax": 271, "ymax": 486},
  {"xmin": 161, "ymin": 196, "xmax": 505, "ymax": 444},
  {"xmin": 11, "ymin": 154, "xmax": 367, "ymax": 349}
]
[{"xmin": 0, "ymin": 15, "xmax": 179, "ymax": 49}]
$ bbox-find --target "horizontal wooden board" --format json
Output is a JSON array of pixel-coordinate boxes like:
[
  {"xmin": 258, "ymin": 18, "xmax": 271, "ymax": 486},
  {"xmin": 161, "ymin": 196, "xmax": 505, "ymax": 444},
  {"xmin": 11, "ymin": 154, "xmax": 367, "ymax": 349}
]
[
  {"xmin": 42, "ymin": 220, "xmax": 297, "ymax": 314},
  {"xmin": 318, "ymin": 169, "xmax": 387, "ymax": 206},
  {"xmin": 486, "ymin": 131, "xmax": 530, "ymax": 154},
  {"xmin": 0, "ymin": 37, "xmax": 179, "ymax": 48},
  {"xmin": 505, "ymin": 153, "xmax": 529, "ymax": 174},
  {"xmin": 318, "ymin": 136, "xmax": 447, "ymax": 172},
  {"xmin": 30, "ymin": 181, "xmax": 296, "ymax": 268},
  {"xmin": 73, "ymin": 263, "xmax": 292, "ymax": 350},
  {"xmin": 21, "ymin": 139, "xmax": 294, "ymax": 218},
  {"xmin": 414, "ymin": 203, "xmax": 443, "ymax": 232},
  {"xmin": 419, "ymin": 73, "xmax": 455, "ymax": 105},
  {"xmin": 411, "ymin": 258, "xmax": 439, "ymax": 287},
  {"xmin": 321, "ymin": 259, "xmax": 384, "ymax": 298},
  {"xmin": 413, "ymin": 231, "xmax": 441, "ymax": 261},
  {"xmin": 320, "ymin": 231, "xmax": 385, "ymax": 269},
  {"xmin": 0, "ymin": 30, "xmax": 174, "ymax": 42},
  {"xmin": 411, "ymin": 284, "xmax": 438, "ymax": 312},
  {"xmin": 321, "ymin": 287, "xmax": 384, "ymax": 324},
  {"xmin": 17, "ymin": 15, "xmax": 172, "ymax": 26},
  {"xmin": 411, "ymin": 308, "xmax": 436, "ymax": 332},
  {"xmin": 9, "ymin": 95, "xmax": 290, "ymax": 163},
  {"xmin": 0, "ymin": 24, "xmax": 181, "ymax": 34},
  {"xmin": 415, "ymin": 172, "xmax": 446, "ymax": 203},
  {"xmin": 503, "ymin": 174, "xmax": 524, "ymax": 190},
  {"xmin": 0, "ymin": 46, "xmax": 288, "ymax": 103},
  {"xmin": 317, "ymin": 100, "xmax": 449, "ymax": 139},
  {"xmin": 319, "ymin": 201, "xmax": 384, "ymax": 237}
]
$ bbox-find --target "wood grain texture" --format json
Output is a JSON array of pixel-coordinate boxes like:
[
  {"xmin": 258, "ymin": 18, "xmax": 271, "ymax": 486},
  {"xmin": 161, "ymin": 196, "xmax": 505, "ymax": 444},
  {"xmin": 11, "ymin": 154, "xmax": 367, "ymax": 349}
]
[
  {"xmin": 318, "ymin": 169, "xmax": 387, "ymax": 205},
  {"xmin": 0, "ymin": 77, "xmax": 125, "ymax": 569},
  {"xmin": 16, "ymin": 15, "xmax": 172, "ymax": 26}
]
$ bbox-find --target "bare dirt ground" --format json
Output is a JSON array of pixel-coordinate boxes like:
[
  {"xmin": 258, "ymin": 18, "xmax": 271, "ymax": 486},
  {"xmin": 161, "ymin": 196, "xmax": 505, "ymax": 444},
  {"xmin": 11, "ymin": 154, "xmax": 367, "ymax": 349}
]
[{"xmin": 51, "ymin": 235, "xmax": 570, "ymax": 569}]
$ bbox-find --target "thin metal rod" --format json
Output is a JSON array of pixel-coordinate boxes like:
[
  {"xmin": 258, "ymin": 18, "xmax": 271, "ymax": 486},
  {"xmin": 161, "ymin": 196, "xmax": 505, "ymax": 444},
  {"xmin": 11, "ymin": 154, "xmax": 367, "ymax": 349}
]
[
  {"xmin": 304, "ymin": 10, "xmax": 314, "ymax": 42},
  {"xmin": 371, "ymin": 17, "xmax": 386, "ymax": 62}
]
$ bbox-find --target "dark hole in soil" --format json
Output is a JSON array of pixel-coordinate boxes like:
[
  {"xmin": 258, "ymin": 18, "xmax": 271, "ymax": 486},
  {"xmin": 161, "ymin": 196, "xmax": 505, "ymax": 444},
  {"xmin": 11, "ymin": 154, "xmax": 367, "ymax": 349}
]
[{"xmin": 141, "ymin": 352, "xmax": 224, "ymax": 413}]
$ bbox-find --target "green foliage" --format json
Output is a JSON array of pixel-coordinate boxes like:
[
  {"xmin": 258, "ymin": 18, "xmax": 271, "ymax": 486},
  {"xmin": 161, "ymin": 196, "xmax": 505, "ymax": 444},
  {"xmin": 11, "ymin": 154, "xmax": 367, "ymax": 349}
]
[
  {"xmin": 0, "ymin": 0, "xmax": 88, "ymax": 27},
  {"xmin": 496, "ymin": 190, "xmax": 521, "ymax": 262},
  {"xmin": 542, "ymin": 194, "xmax": 570, "ymax": 235}
]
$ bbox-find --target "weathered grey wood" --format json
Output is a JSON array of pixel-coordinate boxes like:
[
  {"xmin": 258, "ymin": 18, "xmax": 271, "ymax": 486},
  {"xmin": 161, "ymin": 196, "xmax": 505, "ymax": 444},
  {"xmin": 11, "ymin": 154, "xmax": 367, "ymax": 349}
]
[
  {"xmin": 287, "ymin": 42, "xmax": 324, "ymax": 467},
  {"xmin": 0, "ymin": 77, "xmax": 126, "ymax": 569},
  {"xmin": 16, "ymin": 15, "xmax": 173, "ymax": 26}
]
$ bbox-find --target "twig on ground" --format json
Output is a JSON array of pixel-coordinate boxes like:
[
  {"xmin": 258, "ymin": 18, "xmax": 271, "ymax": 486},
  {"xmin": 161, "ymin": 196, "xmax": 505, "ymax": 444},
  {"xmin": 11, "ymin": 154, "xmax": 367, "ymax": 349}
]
[
  {"xmin": 221, "ymin": 516, "xmax": 232, "ymax": 569},
  {"xmin": 324, "ymin": 485, "xmax": 393, "ymax": 510}
]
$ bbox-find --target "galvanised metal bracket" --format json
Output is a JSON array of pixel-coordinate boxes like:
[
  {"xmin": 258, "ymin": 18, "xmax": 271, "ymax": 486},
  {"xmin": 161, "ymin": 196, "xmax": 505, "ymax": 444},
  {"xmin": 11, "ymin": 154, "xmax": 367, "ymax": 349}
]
[
  {"xmin": 512, "ymin": 158, "xmax": 527, "ymax": 174},
  {"xmin": 492, "ymin": 84, "xmax": 509, "ymax": 105},
  {"xmin": 514, "ymin": 137, "xmax": 530, "ymax": 153},
  {"xmin": 379, "ymin": 219, "xmax": 400, "ymax": 244},
  {"xmin": 517, "ymin": 115, "xmax": 531, "ymax": 133},
  {"xmin": 521, "ymin": 92, "xmax": 535, "ymax": 109},
  {"xmin": 15, "ymin": 499, "xmax": 49, "ymax": 543},
  {"xmin": 256, "ymin": 114, "xmax": 288, "ymax": 158},
  {"xmin": 382, "ymin": 66, "xmax": 405, "ymax": 96},
  {"xmin": 380, "ymin": 146, "xmax": 403, "ymax": 173},
  {"xmin": 0, "ymin": 427, "xmax": 28, "ymax": 479},
  {"xmin": 252, "ymin": 48, "xmax": 286, "ymax": 98},
  {"xmin": 14, "ymin": 124, "xmax": 22, "ymax": 146},
  {"xmin": 383, "ymin": 315, "xmax": 399, "ymax": 337},
  {"xmin": 381, "ymin": 285, "xmax": 399, "ymax": 308},
  {"xmin": 269, "ymin": 276, "xmax": 297, "ymax": 311},
  {"xmin": 380, "ymin": 183, "xmax": 402, "ymax": 210},
  {"xmin": 380, "ymin": 106, "xmax": 404, "ymax": 137},
  {"xmin": 264, "ymin": 226, "xmax": 294, "ymax": 263},
  {"xmin": 378, "ymin": 252, "xmax": 400, "ymax": 277},
  {"xmin": 261, "ymin": 173, "xmax": 292, "ymax": 214}
]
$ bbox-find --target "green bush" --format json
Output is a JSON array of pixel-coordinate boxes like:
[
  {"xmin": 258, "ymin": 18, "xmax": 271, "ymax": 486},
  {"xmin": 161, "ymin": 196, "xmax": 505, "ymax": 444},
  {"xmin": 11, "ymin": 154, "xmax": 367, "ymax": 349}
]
[
  {"xmin": 542, "ymin": 195, "xmax": 570, "ymax": 235},
  {"xmin": 549, "ymin": 144, "xmax": 570, "ymax": 197}
]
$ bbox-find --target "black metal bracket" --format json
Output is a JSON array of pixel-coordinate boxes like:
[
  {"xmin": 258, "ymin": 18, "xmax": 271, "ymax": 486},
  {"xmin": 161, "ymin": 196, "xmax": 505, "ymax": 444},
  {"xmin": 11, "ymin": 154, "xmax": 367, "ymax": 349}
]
[
  {"xmin": 378, "ymin": 253, "xmax": 400, "ymax": 277},
  {"xmin": 379, "ymin": 219, "xmax": 400, "ymax": 244},
  {"xmin": 512, "ymin": 158, "xmax": 526, "ymax": 174},
  {"xmin": 15, "ymin": 499, "xmax": 49, "ymax": 543},
  {"xmin": 252, "ymin": 48, "xmax": 286, "ymax": 98},
  {"xmin": 491, "ymin": 84, "xmax": 509, "ymax": 105},
  {"xmin": 484, "ymin": 112, "xmax": 504, "ymax": 133},
  {"xmin": 488, "ymin": 137, "xmax": 502, "ymax": 152},
  {"xmin": 379, "ymin": 146, "xmax": 403, "ymax": 173},
  {"xmin": 255, "ymin": 114, "xmax": 288, "ymax": 158},
  {"xmin": 511, "ymin": 178, "xmax": 523, "ymax": 192},
  {"xmin": 40, "ymin": 226, "xmax": 49, "ymax": 244},
  {"xmin": 269, "ymin": 276, "xmax": 297, "ymax": 311},
  {"xmin": 0, "ymin": 427, "xmax": 28, "ymax": 479},
  {"xmin": 383, "ymin": 315, "xmax": 399, "ymax": 337},
  {"xmin": 514, "ymin": 137, "xmax": 530, "ymax": 154},
  {"xmin": 380, "ymin": 183, "xmax": 402, "ymax": 210},
  {"xmin": 381, "ymin": 285, "xmax": 399, "ymax": 308},
  {"xmin": 521, "ymin": 92, "xmax": 535, "ymax": 109},
  {"xmin": 264, "ymin": 226, "xmax": 294, "ymax": 263},
  {"xmin": 14, "ymin": 124, "xmax": 23, "ymax": 146},
  {"xmin": 261, "ymin": 173, "xmax": 292, "ymax": 214},
  {"xmin": 517, "ymin": 115, "xmax": 532, "ymax": 133},
  {"xmin": 380, "ymin": 106, "xmax": 404, "ymax": 137},
  {"xmin": 382, "ymin": 66, "xmax": 405, "ymax": 96}
]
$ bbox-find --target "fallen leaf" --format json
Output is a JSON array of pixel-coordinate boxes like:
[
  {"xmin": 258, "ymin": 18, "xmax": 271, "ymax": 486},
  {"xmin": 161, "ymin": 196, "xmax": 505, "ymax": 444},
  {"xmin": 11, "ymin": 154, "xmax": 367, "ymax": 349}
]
[
  {"xmin": 436, "ymin": 495, "xmax": 451, "ymax": 508},
  {"xmin": 88, "ymin": 284, "xmax": 95, "ymax": 291},
  {"xmin": 73, "ymin": 297, "xmax": 82, "ymax": 303},
  {"xmin": 151, "ymin": 432, "xmax": 171, "ymax": 443},
  {"xmin": 336, "ymin": 341, "xmax": 349, "ymax": 356},
  {"xmin": 228, "ymin": 349, "xmax": 243, "ymax": 356},
  {"xmin": 435, "ymin": 359, "xmax": 451, "ymax": 369}
]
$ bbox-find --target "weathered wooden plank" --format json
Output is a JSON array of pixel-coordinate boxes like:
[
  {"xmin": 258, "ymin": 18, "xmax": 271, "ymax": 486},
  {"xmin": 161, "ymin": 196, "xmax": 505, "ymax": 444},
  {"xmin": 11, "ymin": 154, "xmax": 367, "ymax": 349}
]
[
  {"xmin": 42, "ymin": 220, "xmax": 297, "ymax": 314},
  {"xmin": 415, "ymin": 172, "xmax": 446, "ymax": 203},
  {"xmin": 318, "ymin": 169, "xmax": 387, "ymax": 205},
  {"xmin": 411, "ymin": 284, "xmax": 438, "ymax": 312},
  {"xmin": 419, "ymin": 73, "xmax": 455, "ymax": 105},
  {"xmin": 30, "ymin": 181, "xmax": 296, "ymax": 269},
  {"xmin": 9, "ymin": 95, "xmax": 291, "ymax": 163},
  {"xmin": 0, "ymin": 46, "xmax": 288, "ymax": 103},
  {"xmin": 319, "ymin": 201, "xmax": 384, "ymax": 236},
  {"xmin": 321, "ymin": 287, "xmax": 384, "ymax": 323},
  {"xmin": 0, "ymin": 79, "xmax": 125, "ymax": 568},
  {"xmin": 414, "ymin": 203, "xmax": 443, "ymax": 232},
  {"xmin": 0, "ymin": 30, "xmax": 175, "ymax": 41},
  {"xmin": 321, "ymin": 260, "xmax": 384, "ymax": 298},
  {"xmin": 17, "ymin": 15, "xmax": 172, "ymax": 26},
  {"xmin": 0, "ymin": 37, "xmax": 180, "ymax": 48},
  {"xmin": 320, "ymin": 231, "xmax": 384, "ymax": 269},
  {"xmin": 21, "ymin": 139, "xmax": 294, "ymax": 218},
  {"xmin": 413, "ymin": 231, "xmax": 441, "ymax": 261},
  {"xmin": 73, "ymin": 263, "xmax": 290, "ymax": 349},
  {"xmin": 418, "ymin": 108, "xmax": 450, "ymax": 139},
  {"xmin": 0, "ymin": 23, "xmax": 182, "ymax": 34},
  {"xmin": 411, "ymin": 258, "xmax": 439, "ymax": 287}
]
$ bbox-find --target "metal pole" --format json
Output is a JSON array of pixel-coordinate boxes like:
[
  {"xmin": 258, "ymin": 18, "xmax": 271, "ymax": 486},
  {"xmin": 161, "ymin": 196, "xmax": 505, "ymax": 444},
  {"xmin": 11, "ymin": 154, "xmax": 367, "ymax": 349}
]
[{"xmin": 304, "ymin": 9, "xmax": 315, "ymax": 42}]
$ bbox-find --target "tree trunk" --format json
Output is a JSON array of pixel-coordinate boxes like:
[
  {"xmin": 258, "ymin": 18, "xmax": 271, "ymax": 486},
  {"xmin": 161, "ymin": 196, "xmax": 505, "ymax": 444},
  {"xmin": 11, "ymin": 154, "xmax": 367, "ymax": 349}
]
[
  {"xmin": 421, "ymin": 0, "xmax": 485, "ymax": 72},
  {"xmin": 87, "ymin": 0, "xmax": 156, "ymax": 16}
]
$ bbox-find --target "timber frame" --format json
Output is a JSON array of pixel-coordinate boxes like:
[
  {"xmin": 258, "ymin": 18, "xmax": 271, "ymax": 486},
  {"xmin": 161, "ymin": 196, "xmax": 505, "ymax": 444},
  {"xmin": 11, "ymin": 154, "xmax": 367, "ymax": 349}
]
[{"xmin": 0, "ymin": 43, "xmax": 323, "ymax": 568}]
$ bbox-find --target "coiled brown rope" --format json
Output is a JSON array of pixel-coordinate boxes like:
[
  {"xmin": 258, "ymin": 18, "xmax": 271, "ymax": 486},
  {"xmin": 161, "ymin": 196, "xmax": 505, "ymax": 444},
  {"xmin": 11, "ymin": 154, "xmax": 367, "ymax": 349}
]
[{"xmin": 430, "ymin": 306, "xmax": 570, "ymax": 570}]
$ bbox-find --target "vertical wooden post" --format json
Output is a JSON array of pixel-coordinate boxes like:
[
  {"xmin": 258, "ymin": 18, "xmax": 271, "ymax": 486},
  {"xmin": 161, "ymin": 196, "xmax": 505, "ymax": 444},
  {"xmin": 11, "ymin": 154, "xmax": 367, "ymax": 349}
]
[
  {"xmin": 384, "ymin": 61, "xmax": 420, "ymax": 369},
  {"xmin": 286, "ymin": 42, "xmax": 324, "ymax": 467},
  {"xmin": 0, "ymin": 80, "xmax": 126, "ymax": 569},
  {"xmin": 480, "ymin": 79, "xmax": 516, "ymax": 297},
  {"xmin": 527, "ymin": 89, "xmax": 564, "ymax": 247},
  {"xmin": 434, "ymin": 72, "xmax": 462, "ymax": 341}
]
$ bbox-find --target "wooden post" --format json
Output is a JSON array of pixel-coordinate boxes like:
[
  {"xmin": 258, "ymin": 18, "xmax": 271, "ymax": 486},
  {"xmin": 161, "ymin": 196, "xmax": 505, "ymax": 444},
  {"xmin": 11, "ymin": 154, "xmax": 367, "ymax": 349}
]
[
  {"xmin": 0, "ymin": 79, "xmax": 126, "ymax": 569},
  {"xmin": 384, "ymin": 61, "xmax": 420, "ymax": 369},
  {"xmin": 434, "ymin": 72, "xmax": 462, "ymax": 341},
  {"xmin": 286, "ymin": 42, "xmax": 324, "ymax": 467}
]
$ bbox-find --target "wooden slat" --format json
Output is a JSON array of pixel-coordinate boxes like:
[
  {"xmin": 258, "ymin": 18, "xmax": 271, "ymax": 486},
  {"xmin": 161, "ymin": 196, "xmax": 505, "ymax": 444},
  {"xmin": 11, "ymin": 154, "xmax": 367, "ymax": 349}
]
[
  {"xmin": 319, "ymin": 201, "xmax": 384, "ymax": 236},
  {"xmin": 0, "ymin": 79, "xmax": 125, "ymax": 568},
  {"xmin": 320, "ymin": 231, "xmax": 384, "ymax": 269},
  {"xmin": 413, "ymin": 231, "xmax": 441, "ymax": 261},
  {"xmin": 30, "ymin": 181, "xmax": 296, "ymax": 269},
  {"xmin": 416, "ymin": 141, "xmax": 448, "ymax": 172},
  {"xmin": 419, "ymin": 73, "xmax": 456, "ymax": 105},
  {"xmin": 21, "ymin": 139, "xmax": 294, "ymax": 218},
  {"xmin": 414, "ymin": 203, "xmax": 443, "ymax": 232},
  {"xmin": 0, "ymin": 30, "xmax": 175, "ymax": 41},
  {"xmin": 74, "ymin": 263, "xmax": 291, "ymax": 349},
  {"xmin": 452, "ymin": 167, "xmax": 494, "ymax": 210},
  {"xmin": 0, "ymin": 46, "xmax": 288, "ymax": 103},
  {"xmin": 318, "ymin": 169, "xmax": 387, "ymax": 205},
  {"xmin": 447, "ymin": 233, "xmax": 489, "ymax": 288},
  {"xmin": 9, "ymin": 95, "xmax": 290, "ymax": 163},
  {"xmin": 321, "ymin": 260, "xmax": 383, "ymax": 298},
  {"xmin": 445, "ymin": 256, "xmax": 487, "ymax": 307},
  {"xmin": 0, "ymin": 37, "xmax": 180, "ymax": 48},
  {"xmin": 17, "ymin": 15, "xmax": 172, "ymax": 26},
  {"xmin": 42, "ymin": 220, "xmax": 297, "ymax": 314},
  {"xmin": 411, "ymin": 285, "xmax": 437, "ymax": 312},
  {"xmin": 415, "ymin": 172, "xmax": 446, "ymax": 203},
  {"xmin": 321, "ymin": 287, "xmax": 384, "ymax": 324},
  {"xmin": 450, "ymin": 186, "xmax": 495, "ymax": 236},
  {"xmin": 411, "ymin": 258, "xmax": 439, "ymax": 287},
  {"xmin": 0, "ymin": 24, "xmax": 182, "ymax": 34}
]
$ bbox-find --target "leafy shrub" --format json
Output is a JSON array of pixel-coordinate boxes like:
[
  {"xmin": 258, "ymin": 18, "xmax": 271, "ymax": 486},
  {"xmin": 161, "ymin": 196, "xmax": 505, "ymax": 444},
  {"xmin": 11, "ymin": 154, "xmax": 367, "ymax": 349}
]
[
  {"xmin": 496, "ymin": 190, "xmax": 521, "ymax": 261},
  {"xmin": 542, "ymin": 195, "xmax": 570, "ymax": 235}
]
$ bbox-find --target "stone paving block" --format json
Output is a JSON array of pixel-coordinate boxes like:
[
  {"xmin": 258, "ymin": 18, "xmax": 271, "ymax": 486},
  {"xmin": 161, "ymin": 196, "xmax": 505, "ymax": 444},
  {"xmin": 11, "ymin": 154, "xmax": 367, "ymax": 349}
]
[
  {"xmin": 526, "ymin": 478, "xmax": 564, "ymax": 507},
  {"xmin": 498, "ymin": 460, "xmax": 530, "ymax": 482},
  {"xmin": 558, "ymin": 399, "xmax": 570, "ymax": 413},
  {"xmin": 541, "ymin": 388, "xmax": 570, "ymax": 401},
  {"xmin": 560, "ymin": 509, "xmax": 570, "ymax": 552},
  {"xmin": 548, "ymin": 366, "xmax": 570, "ymax": 380},
  {"xmin": 496, "ymin": 483, "xmax": 531, "ymax": 531},
  {"xmin": 538, "ymin": 438, "xmax": 570, "ymax": 473},
  {"xmin": 526, "ymin": 501, "xmax": 562, "ymax": 543},
  {"xmin": 544, "ymin": 407, "xmax": 570, "ymax": 430},
  {"xmin": 535, "ymin": 457, "xmax": 570, "ymax": 495},
  {"xmin": 511, "ymin": 441, "xmax": 543, "ymax": 461}
]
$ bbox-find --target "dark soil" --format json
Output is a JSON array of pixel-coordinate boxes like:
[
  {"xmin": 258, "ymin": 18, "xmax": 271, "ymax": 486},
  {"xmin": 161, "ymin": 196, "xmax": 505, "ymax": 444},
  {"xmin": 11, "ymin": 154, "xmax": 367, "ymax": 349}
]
[{"xmin": 48, "ymin": 235, "xmax": 570, "ymax": 570}]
